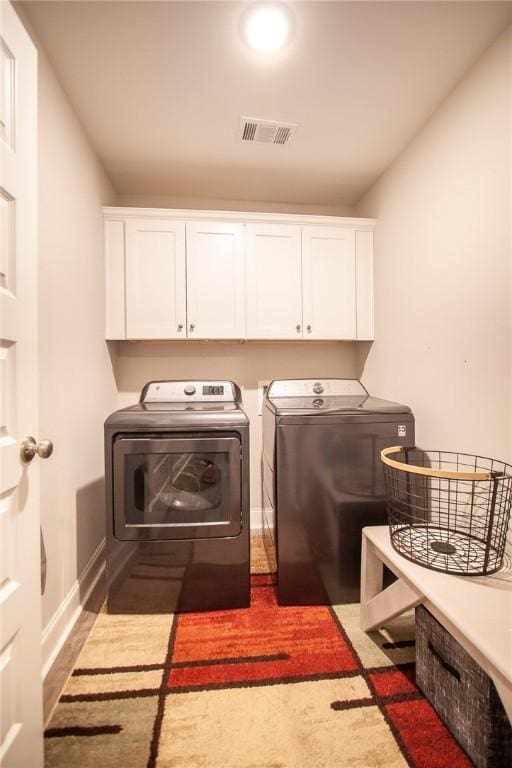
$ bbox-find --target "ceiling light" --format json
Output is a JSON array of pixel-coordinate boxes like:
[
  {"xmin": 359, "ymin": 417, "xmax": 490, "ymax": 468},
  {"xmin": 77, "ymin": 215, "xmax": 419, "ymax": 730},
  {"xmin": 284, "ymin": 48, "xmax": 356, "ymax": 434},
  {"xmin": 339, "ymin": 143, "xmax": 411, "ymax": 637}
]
[{"xmin": 243, "ymin": 4, "xmax": 291, "ymax": 53}]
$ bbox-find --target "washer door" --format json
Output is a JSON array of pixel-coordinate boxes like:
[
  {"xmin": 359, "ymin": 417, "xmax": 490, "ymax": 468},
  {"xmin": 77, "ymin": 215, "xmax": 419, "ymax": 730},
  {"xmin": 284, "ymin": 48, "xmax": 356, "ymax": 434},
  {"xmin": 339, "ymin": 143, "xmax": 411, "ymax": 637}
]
[{"xmin": 113, "ymin": 435, "xmax": 242, "ymax": 540}]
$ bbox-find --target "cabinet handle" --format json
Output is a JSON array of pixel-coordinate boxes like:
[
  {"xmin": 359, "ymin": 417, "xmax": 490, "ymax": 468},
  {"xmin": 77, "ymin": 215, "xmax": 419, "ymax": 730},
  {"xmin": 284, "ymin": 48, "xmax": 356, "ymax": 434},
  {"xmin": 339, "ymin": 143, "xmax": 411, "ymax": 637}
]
[
  {"xmin": 296, "ymin": 324, "xmax": 301, "ymax": 333},
  {"xmin": 189, "ymin": 323, "xmax": 195, "ymax": 332},
  {"xmin": 177, "ymin": 324, "xmax": 183, "ymax": 332},
  {"xmin": 307, "ymin": 324, "xmax": 312, "ymax": 333}
]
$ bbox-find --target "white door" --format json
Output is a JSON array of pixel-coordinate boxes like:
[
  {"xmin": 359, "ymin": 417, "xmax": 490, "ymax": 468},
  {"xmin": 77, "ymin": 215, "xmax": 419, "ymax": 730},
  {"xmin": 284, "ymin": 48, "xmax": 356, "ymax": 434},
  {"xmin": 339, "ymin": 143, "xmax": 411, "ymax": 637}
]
[
  {"xmin": 246, "ymin": 223, "xmax": 302, "ymax": 339},
  {"xmin": 186, "ymin": 220, "xmax": 245, "ymax": 339},
  {"xmin": 1, "ymin": 4, "xmax": 44, "ymax": 767},
  {"xmin": 302, "ymin": 226, "xmax": 356, "ymax": 339},
  {"xmin": 125, "ymin": 218, "xmax": 186, "ymax": 339}
]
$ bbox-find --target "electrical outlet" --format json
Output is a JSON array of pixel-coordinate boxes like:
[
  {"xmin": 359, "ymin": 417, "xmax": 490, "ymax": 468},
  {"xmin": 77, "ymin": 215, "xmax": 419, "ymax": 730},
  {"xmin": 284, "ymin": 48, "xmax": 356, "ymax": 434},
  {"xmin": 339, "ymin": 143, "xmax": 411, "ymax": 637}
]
[{"xmin": 258, "ymin": 380, "xmax": 271, "ymax": 416}]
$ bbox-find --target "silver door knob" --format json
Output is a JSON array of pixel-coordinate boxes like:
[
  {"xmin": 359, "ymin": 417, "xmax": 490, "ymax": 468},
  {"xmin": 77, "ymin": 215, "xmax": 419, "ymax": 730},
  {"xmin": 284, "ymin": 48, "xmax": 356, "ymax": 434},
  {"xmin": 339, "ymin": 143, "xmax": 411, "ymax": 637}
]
[
  {"xmin": 307, "ymin": 325, "xmax": 312, "ymax": 333},
  {"xmin": 296, "ymin": 324, "xmax": 301, "ymax": 333},
  {"xmin": 177, "ymin": 323, "xmax": 183, "ymax": 332},
  {"xmin": 20, "ymin": 436, "xmax": 53, "ymax": 463},
  {"xmin": 189, "ymin": 323, "xmax": 195, "ymax": 332}
]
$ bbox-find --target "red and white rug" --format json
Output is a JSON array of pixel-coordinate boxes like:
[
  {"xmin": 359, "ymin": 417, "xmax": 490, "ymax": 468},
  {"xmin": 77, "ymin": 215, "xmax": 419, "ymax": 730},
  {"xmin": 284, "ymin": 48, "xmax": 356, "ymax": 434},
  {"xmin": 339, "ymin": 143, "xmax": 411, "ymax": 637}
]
[{"xmin": 45, "ymin": 570, "xmax": 473, "ymax": 767}]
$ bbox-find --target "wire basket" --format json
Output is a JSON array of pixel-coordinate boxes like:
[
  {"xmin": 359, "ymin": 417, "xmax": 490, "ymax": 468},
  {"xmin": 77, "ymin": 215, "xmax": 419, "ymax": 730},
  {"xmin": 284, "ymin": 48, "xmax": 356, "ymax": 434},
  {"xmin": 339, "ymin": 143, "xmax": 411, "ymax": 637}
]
[{"xmin": 381, "ymin": 447, "xmax": 512, "ymax": 576}]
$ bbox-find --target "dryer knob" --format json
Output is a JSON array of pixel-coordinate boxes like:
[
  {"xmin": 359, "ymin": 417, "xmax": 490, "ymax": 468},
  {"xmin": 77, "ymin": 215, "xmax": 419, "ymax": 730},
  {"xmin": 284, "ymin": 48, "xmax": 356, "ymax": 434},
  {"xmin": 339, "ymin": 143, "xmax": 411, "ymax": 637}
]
[
  {"xmin": 184, "ymin": 384, "xmax": 196, "ymax": 396},
  {"xmin": 313, "ymin": 382, "xmax": 324, "ymax": 395}
]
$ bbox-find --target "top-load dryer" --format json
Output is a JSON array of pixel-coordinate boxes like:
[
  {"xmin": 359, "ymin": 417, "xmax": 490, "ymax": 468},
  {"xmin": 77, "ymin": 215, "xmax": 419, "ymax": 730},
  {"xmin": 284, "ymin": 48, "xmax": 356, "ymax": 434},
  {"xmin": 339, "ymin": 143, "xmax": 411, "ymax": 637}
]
[
  {"xmin": 262, "ymin": 378, "xmax": 414, "ymax": 605},
  {"xmin": 105, "ymin": 380, "xmax": 250, "ymax": 613}
]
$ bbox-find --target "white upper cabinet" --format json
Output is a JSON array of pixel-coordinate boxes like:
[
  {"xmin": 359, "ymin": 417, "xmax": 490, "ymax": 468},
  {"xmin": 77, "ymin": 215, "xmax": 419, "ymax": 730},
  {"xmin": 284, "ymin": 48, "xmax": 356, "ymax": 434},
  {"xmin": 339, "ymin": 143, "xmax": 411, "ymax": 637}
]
[
  {"xmin": 104, "ymin": 209, "xmax": 375, "ymax": 342},
  {"xmin": 186, "ymin": 220, "xmax": 245, "ymax": 339},
  {"xmin": 125, "ymin": 218, "xmax": 186, "ymax": 339},
  {"xmin": 246, "ymin": 223, "xmax": 303, "ymax": 339},
  {"xmin": 302, "ymin": 226, "xmax": 356, "ymax": 340}
]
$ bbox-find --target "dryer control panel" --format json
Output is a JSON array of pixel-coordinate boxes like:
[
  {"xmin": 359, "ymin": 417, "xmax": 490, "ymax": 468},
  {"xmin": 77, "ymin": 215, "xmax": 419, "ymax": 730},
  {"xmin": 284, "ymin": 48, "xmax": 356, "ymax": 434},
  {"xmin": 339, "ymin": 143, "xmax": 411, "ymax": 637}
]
[
  {"xmin": 141, "ymin": 380, "xmax": 239, "ymax": 403},
  {"xmin": 267, "ymin": 379, "xmax": 368, "ymax": 399}
]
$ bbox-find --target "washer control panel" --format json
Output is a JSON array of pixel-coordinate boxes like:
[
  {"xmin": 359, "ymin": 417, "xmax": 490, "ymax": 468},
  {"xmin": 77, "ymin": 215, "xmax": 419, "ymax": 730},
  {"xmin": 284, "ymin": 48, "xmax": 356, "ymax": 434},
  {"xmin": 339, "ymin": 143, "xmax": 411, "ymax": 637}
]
[
  {"xmin": 142, "ymin": 380, "xmax": 236, "ymax": 403},
  {"xmin": 267, "ymin": 379, "xmax": 368, "ymax": 399}
]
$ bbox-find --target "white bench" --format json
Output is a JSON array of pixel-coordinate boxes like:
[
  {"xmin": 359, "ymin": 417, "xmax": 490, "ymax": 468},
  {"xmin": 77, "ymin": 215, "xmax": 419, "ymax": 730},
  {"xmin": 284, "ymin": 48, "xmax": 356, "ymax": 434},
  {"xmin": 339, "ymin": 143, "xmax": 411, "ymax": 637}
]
[{"xmin": 360, "ymin": 525, "xmax": 512, "ymax": 722}]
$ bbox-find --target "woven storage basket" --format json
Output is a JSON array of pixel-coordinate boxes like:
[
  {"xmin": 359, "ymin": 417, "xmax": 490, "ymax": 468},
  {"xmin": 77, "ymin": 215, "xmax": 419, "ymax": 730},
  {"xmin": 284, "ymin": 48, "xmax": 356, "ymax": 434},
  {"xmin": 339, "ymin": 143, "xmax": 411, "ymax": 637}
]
[{"xmin": 415, "ymin": 606, "xmax": 512, "ymax": 768}]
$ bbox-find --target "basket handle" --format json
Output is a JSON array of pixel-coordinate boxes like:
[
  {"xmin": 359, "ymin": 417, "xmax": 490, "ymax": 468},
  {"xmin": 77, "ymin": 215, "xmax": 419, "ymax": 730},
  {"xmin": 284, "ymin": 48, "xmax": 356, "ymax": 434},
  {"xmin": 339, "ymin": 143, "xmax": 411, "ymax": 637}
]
[{"xmin": 380, "ymin": 446, "xmax": 493, "ymax": 481}]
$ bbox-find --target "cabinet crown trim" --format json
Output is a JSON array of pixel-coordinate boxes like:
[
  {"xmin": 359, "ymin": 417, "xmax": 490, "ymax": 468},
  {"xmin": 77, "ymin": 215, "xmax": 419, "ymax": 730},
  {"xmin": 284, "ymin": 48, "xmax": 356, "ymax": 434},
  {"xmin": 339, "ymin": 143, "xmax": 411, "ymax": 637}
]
[{"xmin": 103, "ymin": 206, "xmax": 376, "ymax": 230}]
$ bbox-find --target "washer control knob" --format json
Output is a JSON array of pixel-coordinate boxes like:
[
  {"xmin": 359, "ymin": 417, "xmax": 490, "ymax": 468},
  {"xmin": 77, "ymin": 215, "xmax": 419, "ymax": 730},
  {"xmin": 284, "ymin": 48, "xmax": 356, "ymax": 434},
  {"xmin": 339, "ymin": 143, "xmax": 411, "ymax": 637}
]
[
  {"xmin": 184, "ymin": 384, "xmax": 196, "ymax": 396},
  {"xmin": 313, "ymin": 382, "xmax": 324, "ymax": 395},
  {"xmin": 313, "ymin": 398, "xmax": 324, "ymax": 409}
]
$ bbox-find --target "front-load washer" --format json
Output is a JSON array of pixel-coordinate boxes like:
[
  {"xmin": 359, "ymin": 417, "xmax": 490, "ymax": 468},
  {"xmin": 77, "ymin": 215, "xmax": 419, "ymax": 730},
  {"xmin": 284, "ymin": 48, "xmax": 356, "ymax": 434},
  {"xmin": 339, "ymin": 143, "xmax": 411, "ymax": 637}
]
[
  {"xmin": 262, "ymin": 378, "xmax": 414, "ymax": 605},
  {"xmin": 104, "ymin": 380, "xmax": 250, "ymax": 613}
]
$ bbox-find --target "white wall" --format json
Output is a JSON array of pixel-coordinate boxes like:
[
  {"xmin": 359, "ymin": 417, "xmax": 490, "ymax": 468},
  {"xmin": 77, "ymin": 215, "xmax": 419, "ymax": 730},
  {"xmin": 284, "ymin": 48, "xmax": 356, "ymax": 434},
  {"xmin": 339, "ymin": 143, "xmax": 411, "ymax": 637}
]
[
  {"xmin": 356, "ymin": 26, "xmax": 511, "ymax": 464},
  {"xmin": 117, "ymin": 193, "xmax": 354, "ymax": 218},
  {"xmin": 113, "ymin": 341, "xmax": 359, "ymax": 526},
  {"xmin": 18, "ymin": 10, "xmax": 120, "ymax": 674}
]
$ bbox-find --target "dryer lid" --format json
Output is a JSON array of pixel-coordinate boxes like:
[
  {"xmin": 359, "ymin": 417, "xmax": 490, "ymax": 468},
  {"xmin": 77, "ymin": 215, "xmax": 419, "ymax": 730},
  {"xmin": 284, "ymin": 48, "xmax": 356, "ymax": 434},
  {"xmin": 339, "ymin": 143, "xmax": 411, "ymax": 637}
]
[{"xmin": 268, "ymin": 395, "xmax": 412, "ymax": 416}]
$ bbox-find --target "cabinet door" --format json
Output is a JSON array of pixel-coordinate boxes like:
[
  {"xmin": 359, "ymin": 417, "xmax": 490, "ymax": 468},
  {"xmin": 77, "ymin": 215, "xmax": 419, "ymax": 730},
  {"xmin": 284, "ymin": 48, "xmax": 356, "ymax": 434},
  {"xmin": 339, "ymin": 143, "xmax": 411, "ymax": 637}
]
[
  {"xmin": 246, "ymin": 223, "xmax": 302, "ymax": 339},
  {"xmin": 186, "ymin": 221, "xmax": 245, "ymax": 339},
  {"xmin": 125, "ymin": 218, "xmax": 186, "ymax": 339},
  {"xmin": 302, "ymin": 226, "xmax": 356, "ymax": 339}
]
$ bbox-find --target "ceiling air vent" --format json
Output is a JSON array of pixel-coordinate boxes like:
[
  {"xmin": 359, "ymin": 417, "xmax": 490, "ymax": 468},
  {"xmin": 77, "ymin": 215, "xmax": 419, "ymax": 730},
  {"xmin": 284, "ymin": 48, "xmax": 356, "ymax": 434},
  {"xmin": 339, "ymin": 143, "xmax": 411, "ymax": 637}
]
[{"xmin": 240, "ymin": 117, "xmax": 297, "ymax": 145}]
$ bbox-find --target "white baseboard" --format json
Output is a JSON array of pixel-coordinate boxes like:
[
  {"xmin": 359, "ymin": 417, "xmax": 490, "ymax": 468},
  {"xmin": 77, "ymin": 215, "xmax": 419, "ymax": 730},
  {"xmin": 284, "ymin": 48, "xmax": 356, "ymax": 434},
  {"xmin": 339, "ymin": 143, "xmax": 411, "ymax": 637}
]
[
  {"xmin": 250, "ymin": 507, "xmax": 271, "ymax": 532},
  {"xmin": 41, "ymin": 539, "xmax": 106, "ymax": 680}
]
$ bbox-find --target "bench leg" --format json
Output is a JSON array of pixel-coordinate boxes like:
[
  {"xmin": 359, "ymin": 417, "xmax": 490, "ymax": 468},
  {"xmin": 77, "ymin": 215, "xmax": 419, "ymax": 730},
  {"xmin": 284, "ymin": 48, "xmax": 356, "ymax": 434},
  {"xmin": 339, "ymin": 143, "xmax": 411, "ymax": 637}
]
[
  {"xmin": 360, "ymin": 536, "xmax": 384, "ymax": 609},
  {"xmin": 360, "ymin": 535, "xmax": 423, "ymax": 632}
]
